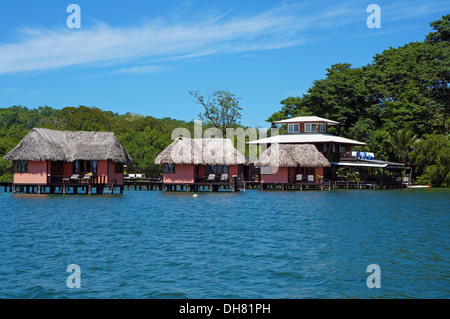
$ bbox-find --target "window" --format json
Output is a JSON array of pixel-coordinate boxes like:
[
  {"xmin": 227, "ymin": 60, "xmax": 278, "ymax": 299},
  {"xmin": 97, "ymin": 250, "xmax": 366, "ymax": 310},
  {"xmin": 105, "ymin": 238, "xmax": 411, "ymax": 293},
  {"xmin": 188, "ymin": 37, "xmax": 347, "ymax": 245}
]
[
  {"xmin": 260, "ymin": 167, "xmax": 273, "ymax": 175},
  {"xmin": 206, "ymin": 165, "xmax": 229, "ymax": 174},
  {"xmin": 287, "ymin": 123, "xmax": 299, "ymax": 133},
  {"xmin": 163, "ymin": 163, "xmax": 176, "ymax": 174},
  {"xmin": 14, "ymin": 160, "xmax": 28, "ymax": 173},
  {"xmin": 320, "ymin": 123, "xmax": 326, "ymax": 133},
  {"xmin": 115, "ymin": 163, "xmax": 124, "ymax": 174},
  {"xmin": 305, "ymin": 123, "xmax": 317, "ymax": 132},
  {"xmin": 73, "ymin": 160, "xmax": 96, "ymax": 173},
  {"xmin": 92, "ymin": 160, "xmax": 98, "ymax": 173}
]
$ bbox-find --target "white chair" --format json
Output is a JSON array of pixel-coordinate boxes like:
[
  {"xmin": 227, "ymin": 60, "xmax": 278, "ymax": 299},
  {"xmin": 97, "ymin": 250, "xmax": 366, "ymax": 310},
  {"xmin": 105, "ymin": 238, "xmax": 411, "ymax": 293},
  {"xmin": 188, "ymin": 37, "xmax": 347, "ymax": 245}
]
[
  {"xmin": 220, "ymin": 174, "xmax": 228, "ymax": 182},
  {"xmin": 308, "ymin": 175, "xmax": 315, "ymax": 182},
  {"xmin": 207, "ymin": 174, "xmax": 215, "ymax": 182},
  {"xmin": 295, "ymin": 174, "xmax": 303, "ymax": 182}
]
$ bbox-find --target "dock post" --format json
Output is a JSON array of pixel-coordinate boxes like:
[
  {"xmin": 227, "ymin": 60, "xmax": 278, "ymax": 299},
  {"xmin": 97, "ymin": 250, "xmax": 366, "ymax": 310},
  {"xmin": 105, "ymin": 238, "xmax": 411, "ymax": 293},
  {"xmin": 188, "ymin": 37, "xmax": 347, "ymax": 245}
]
[
  {"xmin": 120, "ymin": 186, "xmax": 124, "ymax": 194},
  {"xmin": 233, "ymin": 176, "xmax": 238, "ymax": 192},
  {"xmin": 62, "ymin": 185, "xmax": 66, "ymax": 194},
  {"xmin": 88, "ymin": 185, "xmax": 92, "ymax": 195}
]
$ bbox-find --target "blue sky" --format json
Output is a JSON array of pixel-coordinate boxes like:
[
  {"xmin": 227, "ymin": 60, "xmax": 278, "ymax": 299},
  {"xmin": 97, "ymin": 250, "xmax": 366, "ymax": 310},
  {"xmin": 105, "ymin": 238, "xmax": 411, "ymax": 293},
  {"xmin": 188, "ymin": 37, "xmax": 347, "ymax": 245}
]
[{"xmin": 0, "ymin": 0, "xmax": 449, "ymax": 128}]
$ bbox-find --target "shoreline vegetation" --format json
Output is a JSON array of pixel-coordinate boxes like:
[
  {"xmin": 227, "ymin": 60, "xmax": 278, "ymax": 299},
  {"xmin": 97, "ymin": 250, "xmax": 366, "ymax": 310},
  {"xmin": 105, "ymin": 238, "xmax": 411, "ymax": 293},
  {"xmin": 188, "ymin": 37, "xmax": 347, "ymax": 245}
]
[{"xmin": 0, "ymin": 16, "xmax": 449, "ymax": 187}]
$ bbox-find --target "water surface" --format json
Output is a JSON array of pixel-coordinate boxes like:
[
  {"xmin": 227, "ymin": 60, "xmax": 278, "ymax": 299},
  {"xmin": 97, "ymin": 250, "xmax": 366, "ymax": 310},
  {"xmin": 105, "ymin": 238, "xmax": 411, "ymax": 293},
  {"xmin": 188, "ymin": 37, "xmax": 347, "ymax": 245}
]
[{"xmin": 0, "ymin": 188, "xmax": 448, "ymax": 298}]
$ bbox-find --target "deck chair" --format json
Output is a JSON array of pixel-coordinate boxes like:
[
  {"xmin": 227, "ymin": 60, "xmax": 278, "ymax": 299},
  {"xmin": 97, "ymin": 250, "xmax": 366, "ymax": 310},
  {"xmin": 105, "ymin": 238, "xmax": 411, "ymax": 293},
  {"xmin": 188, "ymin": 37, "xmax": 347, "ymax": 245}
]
[
  {"xmin": 295, "ymin": 174, "xmax": 303, "ymax": 182},
  {"xmin": 69, "ymin": 174, "xmax": 80, "ymax": 182},
  {"xmin": 207, "ymin": 174, "xmax": 215, "ymax": 182},
  {"xmin": 395, "ymin": 177, "xmax": 402, "ymax": 183},
  {"xmin": 128, "ymin": 174, "xmax": 136, "ymax": 179},
  {"xmin": 402, "ymin": 176, "xmax": 410, "ymax": 184},
  {"xmin": 136, "ymin": 174, "xmax": 143, "ymax": 179},
  {"xmin": 307, "ymin": 175, "xmax": 315, "ymax": 182},
  {"xmin": 220, "ymin": 174, "xmax": 228, "ymax": 182},
  {"xmin": 81, "ymin": 174, "xmax": 91, "ymax": 183}
]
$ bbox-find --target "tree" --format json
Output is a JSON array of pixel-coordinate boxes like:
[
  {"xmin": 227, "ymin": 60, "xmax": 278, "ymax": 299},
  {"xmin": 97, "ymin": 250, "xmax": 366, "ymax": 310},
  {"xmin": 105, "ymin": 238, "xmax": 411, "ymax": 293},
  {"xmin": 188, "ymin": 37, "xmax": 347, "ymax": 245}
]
[
  {"xmin": 409, "ymin": 134, "xmax": 450, "ymax": 186},
  {"xmin": 426, "ymin": 14, "xmax": 450, "ymax": 43},
  {"xmin": 387, "ymin": 127, "xmax": 418, "ymax": 175},
  {"xmin": 189, "ymin": 90, "xmax": 243, "ymax": 136}
]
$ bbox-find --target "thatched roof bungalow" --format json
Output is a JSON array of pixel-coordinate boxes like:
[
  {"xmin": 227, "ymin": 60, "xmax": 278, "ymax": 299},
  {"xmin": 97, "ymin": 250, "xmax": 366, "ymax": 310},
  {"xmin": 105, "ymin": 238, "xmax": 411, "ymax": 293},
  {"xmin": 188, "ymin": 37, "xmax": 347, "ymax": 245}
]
[
  {"xmin": 154, "ymin": 137, "xmax": 245, "ymax": 184},
  {"xmin": 5, "ymin": 128, "xmax": 131, "ymax": 185},
  {"xmin": 254, "ymin": 144, "xmax": 330, "ymax": 184}
]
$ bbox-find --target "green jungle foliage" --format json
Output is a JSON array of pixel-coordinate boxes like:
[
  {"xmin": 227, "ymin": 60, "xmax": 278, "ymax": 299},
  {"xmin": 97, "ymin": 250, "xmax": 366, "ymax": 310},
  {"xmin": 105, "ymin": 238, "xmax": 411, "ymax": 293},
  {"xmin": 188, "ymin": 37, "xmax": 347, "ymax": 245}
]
[{"xmin": 267, "ymin": 15, "xmax": 450, "ymax": 186}]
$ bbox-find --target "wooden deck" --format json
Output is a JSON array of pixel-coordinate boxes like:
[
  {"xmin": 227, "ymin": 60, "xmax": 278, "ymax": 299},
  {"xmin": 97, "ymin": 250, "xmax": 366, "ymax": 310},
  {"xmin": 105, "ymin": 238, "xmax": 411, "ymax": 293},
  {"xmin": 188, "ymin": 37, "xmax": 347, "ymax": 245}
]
[
  {"xmin": 0, "ymin": 179, "xmax": 407, "ymax": 194},
  {"xmin": 0, "ymin": 181, "xmax": 123, "ymax": 194}
]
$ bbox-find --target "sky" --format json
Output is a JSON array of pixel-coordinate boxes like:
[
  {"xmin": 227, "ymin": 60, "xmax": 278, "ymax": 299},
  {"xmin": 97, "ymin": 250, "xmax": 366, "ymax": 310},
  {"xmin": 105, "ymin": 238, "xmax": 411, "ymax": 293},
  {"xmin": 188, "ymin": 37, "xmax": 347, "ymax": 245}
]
[{"xmin": 0, "ymin": 0, "xmax": 449, "ymax": 128}]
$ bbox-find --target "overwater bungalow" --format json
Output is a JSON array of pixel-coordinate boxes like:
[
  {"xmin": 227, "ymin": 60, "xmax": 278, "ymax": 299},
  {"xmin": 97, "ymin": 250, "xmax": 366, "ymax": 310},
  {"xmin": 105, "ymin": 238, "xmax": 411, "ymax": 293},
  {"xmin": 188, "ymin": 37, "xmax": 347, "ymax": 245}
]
[
  {"xmin": 254, "ymin": 144, "xmax": 331, "ymax": 186},
  {"xmin": 154, "ymin": 137, "xmax": 246, "ymax": 191},
  {"xmin": 4, "ymin": 128, "xmax": 132, "ymax": 193}
]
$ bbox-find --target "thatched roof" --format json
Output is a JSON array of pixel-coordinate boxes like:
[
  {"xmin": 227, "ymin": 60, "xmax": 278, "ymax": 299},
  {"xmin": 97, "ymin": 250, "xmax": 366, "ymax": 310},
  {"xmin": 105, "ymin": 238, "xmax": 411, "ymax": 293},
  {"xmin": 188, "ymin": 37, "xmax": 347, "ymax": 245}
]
[
  {"xmin": 254, "ymin": 144, "xmax": 330, "ymax": 168},
  {"xmin": 154, "ymin": 137, "xmax": 246, "ymax": 165},
  {"xmin": 4, "ymin": 128, "xmax": 132, "ymax": 163}
]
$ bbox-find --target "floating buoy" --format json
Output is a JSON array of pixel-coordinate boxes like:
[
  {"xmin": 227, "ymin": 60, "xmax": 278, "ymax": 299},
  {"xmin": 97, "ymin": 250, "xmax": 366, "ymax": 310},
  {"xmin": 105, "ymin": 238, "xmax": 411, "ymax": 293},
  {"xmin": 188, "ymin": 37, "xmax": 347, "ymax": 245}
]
[{"xmin": 193, "ymin": 194, "xmax": 198, "ymax": 198}]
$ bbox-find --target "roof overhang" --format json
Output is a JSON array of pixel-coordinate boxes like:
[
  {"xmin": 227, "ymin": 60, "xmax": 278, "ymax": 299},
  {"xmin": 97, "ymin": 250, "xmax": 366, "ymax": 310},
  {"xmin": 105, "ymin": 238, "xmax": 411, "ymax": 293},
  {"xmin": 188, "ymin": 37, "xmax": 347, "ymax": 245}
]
[
  {"xmin": 275, "ymin": 116, "xmax": 340, "ymax": 125},
  {"xmin": 247, "ymin": 134, "xmax": 366, "ymax": 146},
  {"xmin": 331, "ymin": 160, "xmax": 405, "ymax": 169}
]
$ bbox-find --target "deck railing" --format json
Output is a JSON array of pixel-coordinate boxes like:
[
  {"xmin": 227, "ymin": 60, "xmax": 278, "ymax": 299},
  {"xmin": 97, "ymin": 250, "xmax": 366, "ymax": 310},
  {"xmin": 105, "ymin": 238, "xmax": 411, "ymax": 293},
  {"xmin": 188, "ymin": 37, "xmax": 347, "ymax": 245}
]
[{"xmin": 48, "ymin": 175, "xmax": 108, "ymax": 184}]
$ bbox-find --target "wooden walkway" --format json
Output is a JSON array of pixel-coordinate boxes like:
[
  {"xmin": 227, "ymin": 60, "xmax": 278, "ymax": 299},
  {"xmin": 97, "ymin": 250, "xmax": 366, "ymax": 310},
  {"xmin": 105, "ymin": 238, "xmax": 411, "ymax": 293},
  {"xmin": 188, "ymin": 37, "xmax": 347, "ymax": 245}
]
[
  {"xmin": 0, "ymin": 179, "xmax": 406, "ymax": 194},
  {"xmin": 0, "ymin": 181, "xmax": 123, "ymax": 194}
]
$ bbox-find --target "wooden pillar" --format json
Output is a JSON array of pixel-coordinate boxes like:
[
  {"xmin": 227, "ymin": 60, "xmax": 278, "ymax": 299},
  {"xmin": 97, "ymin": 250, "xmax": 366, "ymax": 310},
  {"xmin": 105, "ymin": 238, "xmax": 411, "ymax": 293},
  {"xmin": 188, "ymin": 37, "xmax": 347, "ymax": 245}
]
[
  {"xmin": 87, "ymin": 185, "xmax": 92, "ymax": 194},
  {"xmin": 62, "ymin": 185, "xmax": 66, "ymax": 194},
  {"xmin": 120, "ymin": 186, "xmax": 124, "ymax": 194}
]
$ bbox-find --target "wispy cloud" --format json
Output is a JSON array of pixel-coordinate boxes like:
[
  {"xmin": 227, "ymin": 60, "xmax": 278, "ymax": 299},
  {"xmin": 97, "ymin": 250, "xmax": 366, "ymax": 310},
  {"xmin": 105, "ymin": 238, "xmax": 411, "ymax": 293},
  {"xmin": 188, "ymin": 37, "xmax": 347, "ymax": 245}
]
[
  {"xmin": 0, "ymin": 1, "xmax": 446, "ymax": 75},
  {"xmin": 0, "ymin": 3, "xmax": 343, "ymax": 75},
  {"xmin": 112, "ymin": 65, "xmax": 169, "ymax": 74}
]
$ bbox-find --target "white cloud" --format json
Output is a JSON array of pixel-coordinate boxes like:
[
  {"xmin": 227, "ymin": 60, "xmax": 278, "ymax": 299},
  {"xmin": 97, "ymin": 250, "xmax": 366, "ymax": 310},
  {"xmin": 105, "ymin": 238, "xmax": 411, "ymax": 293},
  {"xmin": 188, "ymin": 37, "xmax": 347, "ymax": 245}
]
[
  {"xmin": 1, "ymin": 1, "xmax": 443, "ymax": 75},
  {"xmin": 0, "ymin": 4, "xmax": 336, "ymax": 75}
]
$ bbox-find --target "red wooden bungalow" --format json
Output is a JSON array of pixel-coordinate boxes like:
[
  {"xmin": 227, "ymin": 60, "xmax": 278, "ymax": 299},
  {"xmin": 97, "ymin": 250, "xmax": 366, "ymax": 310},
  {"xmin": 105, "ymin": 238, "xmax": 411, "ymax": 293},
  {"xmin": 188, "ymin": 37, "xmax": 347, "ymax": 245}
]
[
  {"xmin": 254, "ymin": 144, "xmax": 331, "ymax": 185},
  {"xmin": 154, "ymin": 137, "xmax": 246, "ymax": 188},
  {"xmin": 4, "ymin": 128, "xmax": 132, "ymax": 187}
]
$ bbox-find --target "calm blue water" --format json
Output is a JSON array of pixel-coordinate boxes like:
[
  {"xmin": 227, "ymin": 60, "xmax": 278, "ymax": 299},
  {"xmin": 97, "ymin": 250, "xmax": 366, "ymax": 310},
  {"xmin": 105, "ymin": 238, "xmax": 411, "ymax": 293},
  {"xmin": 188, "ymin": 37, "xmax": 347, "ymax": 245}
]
[{"xmin": 0, "ymin": 188, "xmax": 448, "ymax": 299}]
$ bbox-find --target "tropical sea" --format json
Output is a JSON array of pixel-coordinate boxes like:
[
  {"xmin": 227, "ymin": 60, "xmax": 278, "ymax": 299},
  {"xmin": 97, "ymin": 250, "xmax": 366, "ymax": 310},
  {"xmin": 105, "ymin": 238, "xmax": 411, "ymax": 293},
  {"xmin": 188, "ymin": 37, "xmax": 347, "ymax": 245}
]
[{"xmin": 0, "ymin": 188, "xmax": 448, "ymax": 299}]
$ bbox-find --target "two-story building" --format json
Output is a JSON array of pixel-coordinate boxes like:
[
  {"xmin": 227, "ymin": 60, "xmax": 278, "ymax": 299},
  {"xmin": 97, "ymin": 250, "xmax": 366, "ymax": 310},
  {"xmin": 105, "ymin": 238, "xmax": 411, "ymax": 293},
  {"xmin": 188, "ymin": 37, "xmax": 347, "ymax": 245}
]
[{"xmin": 249, "ymin": 116, "xmax": 404, "ymax": 181}]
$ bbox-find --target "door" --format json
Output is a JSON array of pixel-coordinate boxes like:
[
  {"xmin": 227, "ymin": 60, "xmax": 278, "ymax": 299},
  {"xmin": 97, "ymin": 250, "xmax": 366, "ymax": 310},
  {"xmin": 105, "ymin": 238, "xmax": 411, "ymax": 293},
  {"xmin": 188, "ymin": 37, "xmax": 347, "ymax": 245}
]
[{"xmin": 50, "ymin": 161, "xmax": 65, "ymax": 183}]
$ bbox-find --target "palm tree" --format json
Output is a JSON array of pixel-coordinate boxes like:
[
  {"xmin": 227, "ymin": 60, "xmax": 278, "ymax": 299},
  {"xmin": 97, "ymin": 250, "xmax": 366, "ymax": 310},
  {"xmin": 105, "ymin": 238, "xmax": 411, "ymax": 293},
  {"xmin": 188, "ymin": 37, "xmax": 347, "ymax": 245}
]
[{"xmin": 388, "ymin": 127, "xmax": 418, "ymax": 176}]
